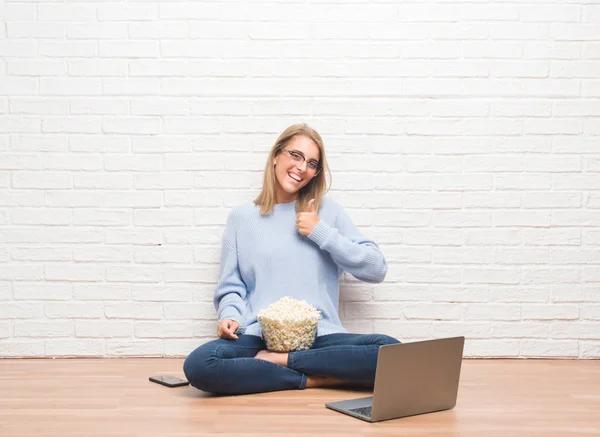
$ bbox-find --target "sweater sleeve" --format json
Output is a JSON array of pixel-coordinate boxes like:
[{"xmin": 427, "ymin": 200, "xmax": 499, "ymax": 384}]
[
  {"xmin": 213, "ymin": 215, "xmax": 247, "ymax": 329},
  {"xmin": 307, "ymin": 206, "xmax": 388, "ymax": 283}
]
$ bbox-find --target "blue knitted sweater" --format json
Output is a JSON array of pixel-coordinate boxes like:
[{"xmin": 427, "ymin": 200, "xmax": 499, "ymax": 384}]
[{"xmin": 213, "ymin": 197, "xmax": 388, "ymax": 337}]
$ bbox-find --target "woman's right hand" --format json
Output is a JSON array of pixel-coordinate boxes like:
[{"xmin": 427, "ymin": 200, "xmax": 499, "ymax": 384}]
[{"xmin": 217, "ymin": 319, "xmax": 239, "ymax": 340}]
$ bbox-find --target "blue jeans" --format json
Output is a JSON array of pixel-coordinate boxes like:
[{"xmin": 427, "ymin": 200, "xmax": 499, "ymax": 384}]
[{"xmin": 183, "ymin": 333, "xmax": 401, "ymax": 395}]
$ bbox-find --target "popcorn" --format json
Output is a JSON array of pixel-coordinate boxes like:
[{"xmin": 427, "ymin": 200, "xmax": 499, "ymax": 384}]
[{"xmin": 257, "ymin": 296, "xmax": 321, "ymax": 352}]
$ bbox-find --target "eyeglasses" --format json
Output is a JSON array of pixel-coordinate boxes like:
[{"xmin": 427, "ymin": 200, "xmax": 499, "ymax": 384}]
[{"xmin": 280, "ymin": 149, "xmax": 322, "ymax": 175}]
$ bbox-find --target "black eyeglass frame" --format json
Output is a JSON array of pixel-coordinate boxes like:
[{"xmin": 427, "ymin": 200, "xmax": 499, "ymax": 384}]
[{"xmin": 280, "ymin": 149, "xmax": 322, "ymax": 175}]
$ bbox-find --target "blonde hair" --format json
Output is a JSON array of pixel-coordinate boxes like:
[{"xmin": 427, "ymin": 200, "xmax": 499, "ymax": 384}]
[{"xmin": 254, "ymin": 123, "xmax": 331, "ymax": 215}]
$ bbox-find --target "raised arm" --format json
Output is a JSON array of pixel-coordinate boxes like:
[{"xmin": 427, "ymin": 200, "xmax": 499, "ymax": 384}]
[{"xmin": 307, "ymin": 206, "xmax": 388, "ymax": 283}]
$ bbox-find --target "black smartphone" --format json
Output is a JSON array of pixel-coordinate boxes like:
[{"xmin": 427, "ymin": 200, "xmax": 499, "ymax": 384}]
[{"xmin": 149, "ymin": 375, "xmax": 189, "ymax": 388}]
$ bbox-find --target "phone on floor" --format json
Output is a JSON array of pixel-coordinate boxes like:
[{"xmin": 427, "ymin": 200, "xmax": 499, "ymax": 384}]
[{"xmin": 149, "ymin": 375, "xmax": 189, "ymax": 388}]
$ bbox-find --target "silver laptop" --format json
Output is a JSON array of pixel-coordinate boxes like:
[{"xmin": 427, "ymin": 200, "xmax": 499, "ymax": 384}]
[{"xmin": 325, "ymin": 336, "xmax": 465, "ymax": 423}]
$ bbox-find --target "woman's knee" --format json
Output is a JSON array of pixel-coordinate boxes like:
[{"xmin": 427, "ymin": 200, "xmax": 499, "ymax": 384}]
[
  {"xmin": 183, "ymin": 343, "xmax": 220, "ymax": 392},
  {"xmin": 372, "ymin": 334, "xmax": 401, "ymax": 346}
]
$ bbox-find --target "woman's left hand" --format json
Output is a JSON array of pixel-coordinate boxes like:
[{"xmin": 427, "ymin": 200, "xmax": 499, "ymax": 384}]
[{"xmin": 296, "ymin": 199, "xmax": 320, "ymax": 236}]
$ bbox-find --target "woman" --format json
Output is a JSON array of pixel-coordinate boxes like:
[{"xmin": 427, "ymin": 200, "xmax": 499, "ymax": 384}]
[{"xmin": 183, "ymin": 123, "xmax": 400, "ymax": 395}]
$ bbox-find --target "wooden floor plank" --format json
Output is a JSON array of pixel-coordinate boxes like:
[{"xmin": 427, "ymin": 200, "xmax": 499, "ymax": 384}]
[{"xmin": 0, "ymin": 359, "xmax": 598, "ymax": 436}]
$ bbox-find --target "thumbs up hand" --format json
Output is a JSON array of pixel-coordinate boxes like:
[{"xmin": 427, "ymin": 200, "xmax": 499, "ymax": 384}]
[{"xmin": 296, "ymin": 198, "xmax": 320, "ymax": 236}]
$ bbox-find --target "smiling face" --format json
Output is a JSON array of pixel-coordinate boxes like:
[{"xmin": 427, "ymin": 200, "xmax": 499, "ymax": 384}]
[{"xmin": 273, "ymin": 135, "xmax": 321, "ymax": 204}]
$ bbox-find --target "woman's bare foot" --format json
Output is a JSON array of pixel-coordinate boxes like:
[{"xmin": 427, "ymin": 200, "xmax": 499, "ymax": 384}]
[
  {"xmin": 253, "ymin": 351, "xmax": 366, "ymax": 389},
  {"xmin": 305, "ymin": 375, "xmax": 348, "ymax": 388},
  {"xmin": 254, "ymin": 349, "xmax": 289, "ymax": 367}
]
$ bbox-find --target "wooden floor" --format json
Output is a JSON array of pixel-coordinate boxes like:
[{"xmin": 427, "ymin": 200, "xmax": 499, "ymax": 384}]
[{"xmin": 0, "ymin": 359, "xmax": 598, "ymax": 437}]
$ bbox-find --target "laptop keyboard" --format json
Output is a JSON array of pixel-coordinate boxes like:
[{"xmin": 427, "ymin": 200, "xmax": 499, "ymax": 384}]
[{"xmin": 349, "ymin": 406, "xmax": 372, "ymax": 417}]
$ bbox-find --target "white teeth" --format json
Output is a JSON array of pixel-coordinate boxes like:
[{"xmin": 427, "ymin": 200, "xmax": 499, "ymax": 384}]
[{"xmin": 288, "ymin": 173, "xmax": 301, "ymax": 182}]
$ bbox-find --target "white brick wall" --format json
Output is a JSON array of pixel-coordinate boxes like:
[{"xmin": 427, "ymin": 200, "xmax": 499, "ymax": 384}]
[{"xmin": 1, "ymin": 1, "xmax": 599, "ymax": 359}]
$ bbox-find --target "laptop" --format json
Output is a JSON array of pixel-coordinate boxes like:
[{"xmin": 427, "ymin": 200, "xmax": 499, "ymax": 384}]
[{"xmin": 325, "ymin": 336, "xmax": 465, "ymax": 423}]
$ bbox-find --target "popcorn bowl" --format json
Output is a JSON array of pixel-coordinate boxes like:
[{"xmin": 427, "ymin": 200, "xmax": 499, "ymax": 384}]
[{"xmin": 257, "ymin": 297, "xmax": 321, "ymax": 352}]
